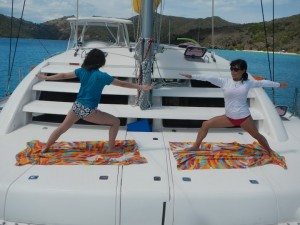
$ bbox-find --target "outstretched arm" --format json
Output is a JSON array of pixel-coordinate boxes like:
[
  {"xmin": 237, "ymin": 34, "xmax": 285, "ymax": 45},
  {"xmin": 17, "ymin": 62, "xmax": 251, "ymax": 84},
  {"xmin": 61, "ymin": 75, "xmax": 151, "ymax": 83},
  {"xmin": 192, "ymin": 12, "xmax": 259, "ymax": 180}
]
[
  {"xmin": 179, "ymin": 73, "xmax": 225, "ymax": 87},
  {"xmin": 111, "ymin": 79, "xmax": 152, "ymax": 91},
  {"xmin": 250, "ymin": 79, "xmax": 288, "ymax": 88},
  {"xmin": 36, "ymin": 72, "xmax": 76, "ymax": 80},
  {"xmin": 279, "ymin": 82, "xmax": 288, "ymax": 88}
]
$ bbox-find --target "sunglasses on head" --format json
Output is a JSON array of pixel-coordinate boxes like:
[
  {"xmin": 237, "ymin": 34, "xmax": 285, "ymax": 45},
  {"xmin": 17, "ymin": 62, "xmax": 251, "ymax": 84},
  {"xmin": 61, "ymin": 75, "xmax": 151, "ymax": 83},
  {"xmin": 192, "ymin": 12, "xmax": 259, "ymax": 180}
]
[{"xmin": 230, "ymin": 66, "xmax": 241, "ymax": 72}]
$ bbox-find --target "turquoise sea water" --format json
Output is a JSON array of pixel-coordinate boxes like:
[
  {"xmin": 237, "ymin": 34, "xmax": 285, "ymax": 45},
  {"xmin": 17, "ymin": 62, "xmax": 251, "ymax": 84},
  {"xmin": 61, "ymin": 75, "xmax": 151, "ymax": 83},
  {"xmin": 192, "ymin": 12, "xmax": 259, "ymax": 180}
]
[
  {"xmin": 0, "ymin": 38, "xmax": 67, "ymax": 96},
  {"xmin": 0, "ymin": 38, "xmax": 299, "ymax": 114}
]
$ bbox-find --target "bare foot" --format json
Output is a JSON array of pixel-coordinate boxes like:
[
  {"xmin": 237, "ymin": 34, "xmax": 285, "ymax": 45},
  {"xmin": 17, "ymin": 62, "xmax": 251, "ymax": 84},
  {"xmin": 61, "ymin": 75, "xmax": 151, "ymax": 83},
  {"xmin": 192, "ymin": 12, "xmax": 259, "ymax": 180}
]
[
  {"xmin": 106, "ymin": 147, "xmax": 120, "ymax": 153},
  {"xmin": 186, "ymin": 146, "xmax": 199, "ymax": 151},
  {"xmin": 41, "ymin": 147, "xmax": 49, "ymax": 153}
]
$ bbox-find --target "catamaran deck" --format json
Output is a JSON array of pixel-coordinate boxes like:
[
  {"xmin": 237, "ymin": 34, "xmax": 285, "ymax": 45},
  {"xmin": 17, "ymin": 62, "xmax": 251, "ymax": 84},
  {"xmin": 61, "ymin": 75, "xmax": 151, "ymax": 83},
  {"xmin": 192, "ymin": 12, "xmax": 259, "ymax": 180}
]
[{"xmin": 1, "ymin": 121, "xmax": 300, "ymax": 225}]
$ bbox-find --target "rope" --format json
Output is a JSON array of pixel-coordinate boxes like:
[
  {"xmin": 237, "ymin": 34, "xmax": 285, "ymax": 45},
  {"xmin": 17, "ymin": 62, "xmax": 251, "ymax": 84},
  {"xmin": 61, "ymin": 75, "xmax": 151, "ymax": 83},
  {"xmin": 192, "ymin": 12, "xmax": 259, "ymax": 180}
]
[
  {"xmin": 153, "ymin": 0, "xmax": 164, "ymax": 46},
  {"xmin": 37, "ymin": 39, "xmax": 50, "ymax": 56},
  {"xmin": 6, "ymin": 0, "xmax": 14, "ymax": 96},
  {"xmin": 272, "ymin": 0, "xmax": 275, "ymax": 102},
  {"xmin": 6, "ymin": 0, "xmax": 27, "ymax": 95},
  {"xmin": 259, "ymin": 0, "xmax": 272, "ymax": 81},
  {"xmin": 260, "ymin": 0, "xmax": 275, "ymax": 103},
  {"xmin": 135, "ymin": 37, "xmax": 154, "ymax": 110},
  {"xmin": 290, "ymin": 88, "xmax": 299, "ymax": 118},
  {"xmin": 136, "ymin": 15, "xmax": 141, "ymax": 41},
  {"xmin": 132, "ymin": 16, "xmax": 137, "ymax": 43},
  {"xmin": 294, "ymin": 88, "xmax": 299, "ymax": 116}
]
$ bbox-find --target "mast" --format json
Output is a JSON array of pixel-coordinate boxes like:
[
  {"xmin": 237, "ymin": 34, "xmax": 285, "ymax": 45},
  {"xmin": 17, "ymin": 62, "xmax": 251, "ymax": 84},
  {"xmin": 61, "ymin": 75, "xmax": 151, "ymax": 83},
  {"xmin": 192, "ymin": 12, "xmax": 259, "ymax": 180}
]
[
  {"xmin": 138, "ymin": 0, "xmax": 154, "ymax": 110},
  {"xmin": 141, "ymin": 0, "xmax": 154, "ymax": 38}
]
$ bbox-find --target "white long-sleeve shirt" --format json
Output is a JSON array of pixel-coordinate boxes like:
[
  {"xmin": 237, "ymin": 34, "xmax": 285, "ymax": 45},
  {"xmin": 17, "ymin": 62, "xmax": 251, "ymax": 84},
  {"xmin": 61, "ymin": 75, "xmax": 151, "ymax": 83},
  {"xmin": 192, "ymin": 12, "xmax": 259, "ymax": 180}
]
[{"xmin": 192, "ymin": 74, "xmax": 280, "ymax": 119}]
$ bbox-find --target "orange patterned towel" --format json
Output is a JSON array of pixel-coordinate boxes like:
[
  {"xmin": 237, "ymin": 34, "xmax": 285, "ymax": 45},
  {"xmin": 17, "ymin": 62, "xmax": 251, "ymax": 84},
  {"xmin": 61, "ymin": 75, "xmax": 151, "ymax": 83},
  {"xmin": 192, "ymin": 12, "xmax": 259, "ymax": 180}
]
[
  {"xmin": 16, "ymin": 140, "xmax": 147, "ymax": 166},
  {"xmin": 169, "ymin": 141, "xmax": 287, "ymax": 170}
]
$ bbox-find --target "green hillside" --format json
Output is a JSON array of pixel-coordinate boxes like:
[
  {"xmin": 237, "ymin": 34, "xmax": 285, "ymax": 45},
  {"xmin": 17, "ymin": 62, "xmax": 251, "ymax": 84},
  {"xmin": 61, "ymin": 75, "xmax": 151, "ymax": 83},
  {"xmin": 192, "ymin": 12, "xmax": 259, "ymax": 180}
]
[
  {"xmin": 179, "ymin": 14, "xmax": 300, "ymax": 53},
  {"xmin": 0, "ymin": 13, "xmax": 299, "ymax": 53}
]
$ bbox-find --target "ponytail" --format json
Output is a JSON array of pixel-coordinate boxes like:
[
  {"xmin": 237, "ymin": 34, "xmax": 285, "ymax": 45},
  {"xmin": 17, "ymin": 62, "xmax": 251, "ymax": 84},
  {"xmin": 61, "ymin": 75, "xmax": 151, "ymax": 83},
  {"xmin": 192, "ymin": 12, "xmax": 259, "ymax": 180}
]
[{"xmin": 241, "ymin": 72, "xmax": 248, "ymax": 83}]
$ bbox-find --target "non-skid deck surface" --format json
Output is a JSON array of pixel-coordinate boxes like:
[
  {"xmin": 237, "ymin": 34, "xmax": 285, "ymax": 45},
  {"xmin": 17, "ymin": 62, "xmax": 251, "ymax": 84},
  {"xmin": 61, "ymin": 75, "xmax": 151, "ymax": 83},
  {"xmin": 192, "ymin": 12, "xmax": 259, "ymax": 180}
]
[
  {"xmin": 169, "ymin": 141, "xmax": 287, "ymax": 170},
  {"xmin": 16, "ymin": 140, "xmax": 147, "ymax": 166}
]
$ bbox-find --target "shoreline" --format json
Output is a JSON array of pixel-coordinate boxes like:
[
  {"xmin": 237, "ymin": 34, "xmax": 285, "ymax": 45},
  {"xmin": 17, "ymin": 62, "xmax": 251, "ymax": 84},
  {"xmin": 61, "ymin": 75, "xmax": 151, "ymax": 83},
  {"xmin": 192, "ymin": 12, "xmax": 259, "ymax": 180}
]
[
  {"xmin": 239, "ymin": 49, "xmax": 299, "ymax": 56},
  {"xmin": 1, "ymin": 37, "xmax": 299, "ymax": 55}
]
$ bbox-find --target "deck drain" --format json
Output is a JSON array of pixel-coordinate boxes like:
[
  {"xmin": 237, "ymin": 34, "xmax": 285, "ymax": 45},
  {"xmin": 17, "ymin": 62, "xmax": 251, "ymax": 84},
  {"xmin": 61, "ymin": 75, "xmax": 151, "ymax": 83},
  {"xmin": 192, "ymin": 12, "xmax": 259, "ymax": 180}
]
[
  {"xmin": 154, "ymin": 176, "xmax": 161, "ymax": 181},
  {"xmin": 182, "ymin": 177, "xmax": 191, "ymax": 182},
  {"xmin": 28, "ymin": 175, "xmax": 39, "ymax": 180},
  {"xmin": 99, "ymin": 175, "xmax": 109, "ymax": 180}
]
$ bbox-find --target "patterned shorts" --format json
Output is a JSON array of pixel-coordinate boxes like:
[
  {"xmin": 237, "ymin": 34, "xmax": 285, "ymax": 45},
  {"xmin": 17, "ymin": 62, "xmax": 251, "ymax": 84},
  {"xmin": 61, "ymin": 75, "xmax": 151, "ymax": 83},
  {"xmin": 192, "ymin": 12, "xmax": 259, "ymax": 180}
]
[{"xmin": 72, "ymin": 101, "xmax": 96, "ymax": 119}]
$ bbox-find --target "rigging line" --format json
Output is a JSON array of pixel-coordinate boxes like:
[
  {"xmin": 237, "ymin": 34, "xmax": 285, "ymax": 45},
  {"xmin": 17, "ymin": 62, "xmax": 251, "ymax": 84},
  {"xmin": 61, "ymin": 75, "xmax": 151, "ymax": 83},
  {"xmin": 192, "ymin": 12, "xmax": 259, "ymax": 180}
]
[
  {"xmin": 136, "ymin": 15, "xmax": 140, "ymax": 41},
  {"xmin": 75, "ymin": 0, "xmax": 79, "ymax": 47},
  {"xmin": 272, "ymin": 0, "xmax": 275, "ymax": 103},
  {"xmin": 259, "ymin": 0, "xmax": 273, "ymax": 82},
  {"xmin": 135, "ymin": 14, "xmax": 141, "ymax": 41},
  {"xmin": 6, "ymin": 0, "xmax": 14, "ymax": 96},
  {"xmin": 153, "ymin": 4, "xmax": 158, "ymax": 44},
  {"xmin": 153, "ymin": 8, "xmax": 158, "ymax": 43},
  {"xmin": 155, "ymin": 0, "xmax": 164, "ymax": 45},
  {"xmin": 289, "ymin": 88, "xmax": 299, "ymax": 118},
  {"xmin": 295, "ymin": 88, "xmax": 299, "ymax": 118},
  {"xmin": 6, "ymin": 0, "xmax": 27, "ymax": 95},
  {"xmin": 105, "ymin": 23, "xmax": 117, "ymax": 43},
  {"xmin": 37, "ymin": 39, "xmax": 51, "ymax": 56},
  {"xmin": 272, "ymin": 0, "xmax": 275, "ymax": 82},
  {"xmin": 157, "ymin": 0, "xmax": 164, "ymax": 45},
  {"xmin": 132, "ymin": 16, "xmax": 137, "ymax": 43}
]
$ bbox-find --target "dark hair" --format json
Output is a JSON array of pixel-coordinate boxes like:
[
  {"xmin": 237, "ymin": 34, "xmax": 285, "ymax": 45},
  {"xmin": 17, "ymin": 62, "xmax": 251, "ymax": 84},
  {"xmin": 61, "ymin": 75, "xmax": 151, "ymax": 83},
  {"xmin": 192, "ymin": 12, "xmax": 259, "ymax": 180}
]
[
  {"xmin": 82, "ymin": 48, "xmax": 106, "ymax": 70},
  {"xmin": 230, "ymin": 59, "xmax": 248, "ymax": 83}
]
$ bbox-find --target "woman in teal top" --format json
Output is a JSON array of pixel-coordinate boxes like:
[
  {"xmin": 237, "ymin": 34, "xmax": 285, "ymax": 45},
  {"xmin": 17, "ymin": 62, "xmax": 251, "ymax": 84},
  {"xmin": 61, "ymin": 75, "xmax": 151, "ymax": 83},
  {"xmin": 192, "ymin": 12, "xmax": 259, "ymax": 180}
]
[{"xmin": 37, "ymin": 48, "xmax": 152, "ymax": 152}]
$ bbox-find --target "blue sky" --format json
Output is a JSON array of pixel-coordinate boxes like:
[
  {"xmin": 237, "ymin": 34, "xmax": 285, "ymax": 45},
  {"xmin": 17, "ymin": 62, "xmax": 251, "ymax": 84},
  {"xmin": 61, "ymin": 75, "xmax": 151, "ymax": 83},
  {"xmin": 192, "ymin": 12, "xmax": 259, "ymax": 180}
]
[{"xmin": 0, "ymin": 0, "xmax": 299, "ymax": 24}]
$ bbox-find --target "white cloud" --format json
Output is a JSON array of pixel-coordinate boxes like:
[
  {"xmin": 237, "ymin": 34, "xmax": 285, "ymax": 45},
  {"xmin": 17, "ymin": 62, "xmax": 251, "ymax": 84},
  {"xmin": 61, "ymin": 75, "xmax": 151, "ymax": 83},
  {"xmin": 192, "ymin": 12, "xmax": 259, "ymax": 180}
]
[{"xmin": 0, "ymin": 0, "xmax": 298, "ymax": 23}]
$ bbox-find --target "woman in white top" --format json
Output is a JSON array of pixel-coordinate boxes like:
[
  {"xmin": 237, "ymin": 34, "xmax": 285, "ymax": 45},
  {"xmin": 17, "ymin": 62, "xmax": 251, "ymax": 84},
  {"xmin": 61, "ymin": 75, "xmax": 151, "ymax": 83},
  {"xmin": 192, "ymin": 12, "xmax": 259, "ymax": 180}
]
[{"xmin": 180, "ymin": 59, "xmax": 288, "ymax": 151}]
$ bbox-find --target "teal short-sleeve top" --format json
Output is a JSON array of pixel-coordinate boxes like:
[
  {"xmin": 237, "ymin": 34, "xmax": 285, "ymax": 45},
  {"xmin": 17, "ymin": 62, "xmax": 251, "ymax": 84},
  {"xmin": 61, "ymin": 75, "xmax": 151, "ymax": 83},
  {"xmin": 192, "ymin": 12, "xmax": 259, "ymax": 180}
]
[{"xmin": 75, "ymin": 68, "xmax": 114, "ymax": 108}]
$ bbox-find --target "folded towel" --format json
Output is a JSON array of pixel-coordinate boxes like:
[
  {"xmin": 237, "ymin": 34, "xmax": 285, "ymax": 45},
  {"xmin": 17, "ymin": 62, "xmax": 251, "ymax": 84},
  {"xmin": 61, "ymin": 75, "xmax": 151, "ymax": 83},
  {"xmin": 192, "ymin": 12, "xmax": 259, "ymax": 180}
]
[
  {"xmin": 169, "ymin": 141, "xmax": 287, "ymax": 170},
  {"xmin": 16, "ymin": 140, "xmax": 147, "ymax": 166}
]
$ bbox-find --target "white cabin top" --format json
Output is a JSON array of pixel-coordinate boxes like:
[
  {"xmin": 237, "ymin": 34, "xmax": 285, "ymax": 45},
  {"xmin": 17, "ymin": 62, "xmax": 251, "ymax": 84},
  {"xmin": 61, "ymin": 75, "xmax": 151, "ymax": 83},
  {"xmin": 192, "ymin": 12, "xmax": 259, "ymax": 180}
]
[
  {"xmin": 67, "ymin": 17, "xmax": 132, "ymax": 49},
  {"xmin": 67, "ymin": 17, "xmax": 133, "ymax": 26}
]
